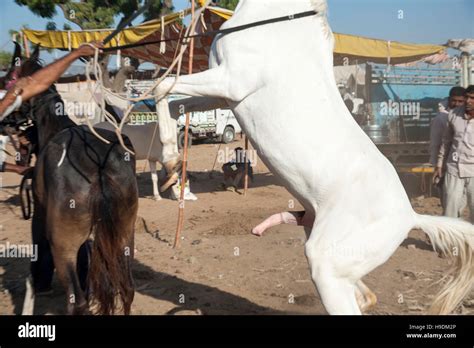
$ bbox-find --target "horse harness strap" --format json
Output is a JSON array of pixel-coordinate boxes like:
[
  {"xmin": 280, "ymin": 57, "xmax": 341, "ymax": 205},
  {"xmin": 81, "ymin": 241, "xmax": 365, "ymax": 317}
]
[
  {"xmin": 103, "ymin": 10, "xmax": 318, "ymax": 52},
  {"xmin": 68, "ymin": 127, "xmax": 125, "ymax": 182}
]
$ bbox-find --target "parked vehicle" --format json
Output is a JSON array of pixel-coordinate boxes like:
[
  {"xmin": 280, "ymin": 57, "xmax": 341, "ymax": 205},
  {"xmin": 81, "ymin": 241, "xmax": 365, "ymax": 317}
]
[
  {"xmin": 125, "ymin": 81, "xmax": 242, "ymax": 148},
  {"xmin": 175, "ymin": 107, "xmax": 241, "ymax": 149}
]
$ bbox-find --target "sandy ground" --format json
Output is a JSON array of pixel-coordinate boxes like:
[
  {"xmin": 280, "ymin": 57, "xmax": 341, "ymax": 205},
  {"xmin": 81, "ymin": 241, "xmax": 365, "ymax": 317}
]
[{"xmin": 1, "ymin": 137, "xmax": 473, "ymax": 315}]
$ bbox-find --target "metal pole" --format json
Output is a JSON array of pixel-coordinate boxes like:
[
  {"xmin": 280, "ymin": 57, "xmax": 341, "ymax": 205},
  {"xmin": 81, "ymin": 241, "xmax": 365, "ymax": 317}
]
[
  {"xmin": 461, "ymin": 53, "xmax": 470, "ymax": 87},
  {"xmin": 174, "ymin": 0, "xmax": 195, "ymax": 249}
]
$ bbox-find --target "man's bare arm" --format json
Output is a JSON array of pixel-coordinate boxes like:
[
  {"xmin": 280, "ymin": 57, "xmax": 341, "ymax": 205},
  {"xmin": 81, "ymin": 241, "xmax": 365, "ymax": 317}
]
[
  {"xmin": 0, "ymin": 42, "xmax": 102, "ymax": 117},
  {"xmin": 18, "ymin": 42, "xmax": 102, "ymax": 102}
]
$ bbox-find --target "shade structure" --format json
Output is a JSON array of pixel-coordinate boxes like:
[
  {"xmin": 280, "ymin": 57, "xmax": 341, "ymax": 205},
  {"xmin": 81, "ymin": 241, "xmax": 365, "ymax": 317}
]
[{"xmin": 22, "ymin": 5, "xmax": 447, "ymax": 71}]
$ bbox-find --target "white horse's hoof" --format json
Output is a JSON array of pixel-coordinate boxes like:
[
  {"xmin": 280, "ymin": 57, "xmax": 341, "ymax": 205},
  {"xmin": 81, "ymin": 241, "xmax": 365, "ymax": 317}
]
[
  {"xmin": 184, "ymin": 192, "xmax": 198, "ymax": 201},
  {"xmin": 153, "ymin": 195, "xmax": 163, "ymax": 201}
]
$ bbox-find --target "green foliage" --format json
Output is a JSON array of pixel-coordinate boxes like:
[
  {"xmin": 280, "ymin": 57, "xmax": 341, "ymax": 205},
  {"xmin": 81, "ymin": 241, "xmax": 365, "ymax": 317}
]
[
  {"xmin": 218, "ymin": 0, "xmax": 239, "ymax": 11},
  {"xmin": 143, "ymin": 0, "xmax": 174, "ymax": 22},
  {"xmin": 0, "ymin": 50, "xmax": 13, "ymax": 70},
  {"xmin": 46, "ymin": 21, "xmax": 56, "ymax": 30},
  {"xmin": 14, "ymin": 0, "xmax": 175, "ymax": 29},
  {"xmin": 14, "ymin": 0, "xmax": 62, "ymax": 18}
]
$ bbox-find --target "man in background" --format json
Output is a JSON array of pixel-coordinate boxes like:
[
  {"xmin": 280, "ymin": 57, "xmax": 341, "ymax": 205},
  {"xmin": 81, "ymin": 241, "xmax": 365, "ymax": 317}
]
[
  {"xmin": 430, "ymin": 87, "xmax": 466, "ymax": 166},
  {"xmin": 430, "ymin": 86, "xmax": 466, "ymax": 211},
  {"xmin": 435, "ymin": 85, "xmax": 474, "ymax": 222},
  {"xmin": 221, "ymin": 147, "xmax": 253, "ymax": 193}
]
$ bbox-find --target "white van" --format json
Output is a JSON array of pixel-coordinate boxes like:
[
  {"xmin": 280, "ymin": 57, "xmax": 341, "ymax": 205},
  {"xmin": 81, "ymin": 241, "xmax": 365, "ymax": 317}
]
[
  {"xmin": 175, "ymin": 107, "xmax": 242, "ymax": 148},
  {"xmin": 167, "ymin": 94, "xmax": 242, "ymax": 148},
  {"xmin": 125, "ymin": 81, "xmax": 242, "ymax": 148}
]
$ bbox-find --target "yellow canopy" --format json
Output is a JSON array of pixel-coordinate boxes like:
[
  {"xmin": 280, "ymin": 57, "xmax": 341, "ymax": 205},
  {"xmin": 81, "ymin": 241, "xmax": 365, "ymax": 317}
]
[
  {"xmin": 333, "ymin": 32, "xmax": 445, "ymax": 65},
  {"xmin": 22, "ymin": 9, "xmax": 190, "ymax": 50},
  {"xmin": 22, "ymin": 5, "xmax": 445, "ymax": 66}
]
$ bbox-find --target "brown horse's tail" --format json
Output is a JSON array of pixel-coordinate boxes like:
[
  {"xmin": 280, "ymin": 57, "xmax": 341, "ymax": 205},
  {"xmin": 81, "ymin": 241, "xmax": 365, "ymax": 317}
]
[{"xmin": 88, "ymin": 170, "xmax": 135, "ymax": 315}]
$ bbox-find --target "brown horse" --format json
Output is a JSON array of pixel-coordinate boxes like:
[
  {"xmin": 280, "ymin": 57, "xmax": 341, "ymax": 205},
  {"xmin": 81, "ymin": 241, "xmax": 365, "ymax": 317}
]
[{"xmin": 4, "ymin": 46, "xmax": 138, "ymax": 315}]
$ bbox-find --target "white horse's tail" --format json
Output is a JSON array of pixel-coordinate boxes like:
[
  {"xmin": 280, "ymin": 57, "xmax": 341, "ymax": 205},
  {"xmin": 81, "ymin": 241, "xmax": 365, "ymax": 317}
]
[{"xmin": 414, "ymin": 213, "xmax": 474, "ymax": 314}]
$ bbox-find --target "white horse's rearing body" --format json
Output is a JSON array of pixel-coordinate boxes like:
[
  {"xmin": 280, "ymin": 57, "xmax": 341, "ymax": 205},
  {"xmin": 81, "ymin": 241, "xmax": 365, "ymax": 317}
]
[{"xmin": 156, "ymin": 0, "xmax": 474, "ymax": 314}]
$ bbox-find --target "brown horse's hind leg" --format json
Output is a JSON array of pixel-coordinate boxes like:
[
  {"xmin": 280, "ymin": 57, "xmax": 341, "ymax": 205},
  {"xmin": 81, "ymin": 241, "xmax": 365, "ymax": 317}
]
[
  {"xmin": 49, "ymin": 217, "xmax": 90, "ymax": 315},
  {"xmin": 121, "ymin": 221, "xmax": 136, "ymax": 315},
  {"xmin": 51, "ymin": 249, "xmax": 88, "ymax": 314}
]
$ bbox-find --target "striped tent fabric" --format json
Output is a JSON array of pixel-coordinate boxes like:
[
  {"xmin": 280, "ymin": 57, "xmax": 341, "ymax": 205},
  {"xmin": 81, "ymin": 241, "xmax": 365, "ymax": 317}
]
[{"xmin": 122, "ymin": 10, "xmax": 226, "ymax": 73}]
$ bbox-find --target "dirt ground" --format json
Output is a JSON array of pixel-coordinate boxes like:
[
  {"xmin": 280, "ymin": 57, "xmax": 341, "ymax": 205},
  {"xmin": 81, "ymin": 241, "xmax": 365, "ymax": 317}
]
[{"xmin": 1, "ymin": 137, "xmax": 473, "ymax": 315}]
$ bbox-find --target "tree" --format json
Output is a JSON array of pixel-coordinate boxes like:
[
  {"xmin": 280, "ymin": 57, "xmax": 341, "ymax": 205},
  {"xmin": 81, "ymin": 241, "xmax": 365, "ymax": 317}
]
[
  {"xmin": 0, "ymin": 51, "xmax": 13, "ymax": 70},
  {"xmin": 14, "ymin": 0, "xmax": 175, "ymax": 84},
  {"xmin": 14, "ymin": 0, "xmax": 174, "ymax": 30},
  {"xmin": 46, "ymin": 21, "xmax": 57, "ymax": 31},
  {"xmin": 218, "ymin": 0, "xmax": 238, "ymax": 11},
  {"xmin": 13, "ymin": 0, "xmax": 175, "ymax": 89}
]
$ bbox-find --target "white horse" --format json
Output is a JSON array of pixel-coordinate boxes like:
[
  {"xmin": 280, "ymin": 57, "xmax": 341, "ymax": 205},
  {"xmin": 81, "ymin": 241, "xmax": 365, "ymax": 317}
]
[{"xmin": 156, "ymin": 0, "xmax": 474, "ymax": 315}]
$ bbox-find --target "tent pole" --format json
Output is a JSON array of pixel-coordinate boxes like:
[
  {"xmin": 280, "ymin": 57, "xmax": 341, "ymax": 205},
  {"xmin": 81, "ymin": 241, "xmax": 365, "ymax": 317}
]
[
  {"xmin": 22, "ymin": 33, "xmax": 30, "ymax": 58},
  {"xmin": 244, "ymin": 135, "xmax": 249, "ymax": 196},
  {"xmin": 173, "ymin": 0, "xmax": 196, "ymax": 249}
]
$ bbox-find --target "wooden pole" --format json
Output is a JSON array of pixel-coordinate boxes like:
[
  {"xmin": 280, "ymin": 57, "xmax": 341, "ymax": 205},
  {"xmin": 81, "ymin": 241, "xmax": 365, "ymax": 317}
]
[
  {"xmin": 22, "ymin": 33, "xmax": 30, "ymax": 58},
  {"xmin": 173, "ymin": 0, "xmax": 195, "ymax": 249},
  {"xmin": 244, "ymin": 135, "xmax": 249, "ymax": 196}
]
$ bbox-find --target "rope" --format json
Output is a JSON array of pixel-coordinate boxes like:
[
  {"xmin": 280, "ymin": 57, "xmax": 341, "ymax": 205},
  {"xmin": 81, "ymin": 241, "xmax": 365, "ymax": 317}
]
[
  {"xmin": 81, "ymin": 3, "xmax": 317, "ymax": 159},
  {"xmin": 102, "ymin": 10, "xmax": 318, "ymax": 52},
  {"xmin": 82, "ymin": 0, "xmax": 213, "ymax": 155}
]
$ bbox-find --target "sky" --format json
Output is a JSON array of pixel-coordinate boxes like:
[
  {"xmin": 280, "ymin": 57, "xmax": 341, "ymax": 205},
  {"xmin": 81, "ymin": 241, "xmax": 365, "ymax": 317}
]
[{"xmin": 0, "ymin": 0, "xmax": 472, "ymax": 66}]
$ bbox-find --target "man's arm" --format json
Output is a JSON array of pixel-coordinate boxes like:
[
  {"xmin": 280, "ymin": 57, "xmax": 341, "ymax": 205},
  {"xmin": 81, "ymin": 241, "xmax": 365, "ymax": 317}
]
[
  {"xmin": 435, "ymin": 115, "xmax": 454, "ymax": 178},
  {"xmin": 17, "ymin": 42, "xmax": 102, "ymax": 102},
  {"xmin": 429, "ymin": 115, "xmax": 444, "ymax": 167},
  {"xmin": 0, "ymin": 42, "xmax": 102, "ymax": 118}
]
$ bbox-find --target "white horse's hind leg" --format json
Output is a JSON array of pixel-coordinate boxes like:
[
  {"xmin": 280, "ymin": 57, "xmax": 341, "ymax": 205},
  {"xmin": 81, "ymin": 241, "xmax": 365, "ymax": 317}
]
[
  {"xmin": 149, "ymin": 161, "xmax": 161, "ymax": 201},
  {"xmin": 304, "ymin": 222, "xmax": 362, "ymax": 315},
  {"xmin": 302, "ymin": 224, "xmax": 365, "ymax": 315},
  {"xmin": 355, "ymin": 280, "xmax": 377, "ymax": 313},
  {"xmin": 302, "ymin": 224, "xmax": 361, "ymax": 314},
  {"xmin": 304, "ymin": 212, "xmax": 411, "ymax": 315}
]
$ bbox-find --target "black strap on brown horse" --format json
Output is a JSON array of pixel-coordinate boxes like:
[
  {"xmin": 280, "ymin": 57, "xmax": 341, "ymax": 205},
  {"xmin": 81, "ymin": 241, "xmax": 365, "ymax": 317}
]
[{"xmin": 102, "ymin": 9, "xmax": 318, "ymax": 52}]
